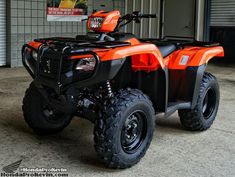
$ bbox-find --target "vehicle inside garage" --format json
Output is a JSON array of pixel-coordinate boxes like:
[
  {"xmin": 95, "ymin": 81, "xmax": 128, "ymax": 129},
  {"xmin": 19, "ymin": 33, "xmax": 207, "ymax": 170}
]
[{"xmin": 0, "ymin": 0, "xmax": 234, "ymax": 176}]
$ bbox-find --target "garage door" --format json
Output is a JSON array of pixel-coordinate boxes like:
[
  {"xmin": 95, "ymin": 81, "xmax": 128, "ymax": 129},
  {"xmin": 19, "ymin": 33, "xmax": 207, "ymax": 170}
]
[
  {"xmin": 0, "ymin": 1, "xmax": 6, "ymax": 66},
  {"xmin": 163, "ymin": 0, "xmax": 195, "ymax": 39},
  {"xmin": 211, "ymin": 0, "xmax": 235, "ymax": 26}
]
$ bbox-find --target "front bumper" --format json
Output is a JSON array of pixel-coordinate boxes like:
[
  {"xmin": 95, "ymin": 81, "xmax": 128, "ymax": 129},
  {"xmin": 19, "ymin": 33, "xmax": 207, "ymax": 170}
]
[
  {"xmin": 22, "ymin": 43, "xmax": 101, "ymax": 94},
  {"xmin": 22, "ymin": 43, "xmax": 125, "ymax": 94}
]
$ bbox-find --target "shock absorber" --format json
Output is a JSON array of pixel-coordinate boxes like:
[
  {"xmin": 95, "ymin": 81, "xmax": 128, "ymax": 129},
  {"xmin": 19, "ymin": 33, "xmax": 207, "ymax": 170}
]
[{"xmin": 106, "ymin": 80, "xmax": 113, "ymax": 98}]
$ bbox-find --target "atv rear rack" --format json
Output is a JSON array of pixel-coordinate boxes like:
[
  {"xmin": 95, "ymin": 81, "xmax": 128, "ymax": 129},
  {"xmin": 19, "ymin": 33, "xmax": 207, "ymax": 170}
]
[{"xmin": 141, "ymin": 38, "xmax": 220, "ymax": 48}]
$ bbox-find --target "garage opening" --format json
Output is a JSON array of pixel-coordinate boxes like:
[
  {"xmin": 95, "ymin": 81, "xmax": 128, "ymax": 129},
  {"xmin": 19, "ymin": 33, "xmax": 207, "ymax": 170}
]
[
  {"xmin": 0, "ymin": 1, "xmax": 6, "ymax": 66},
  {"xmin": 0, "ymin": 0, "xmax": 6, "ymax": 66},
  {"xmin": 210, "ymin": 0, "xmax": 235, "ymax": 62}
]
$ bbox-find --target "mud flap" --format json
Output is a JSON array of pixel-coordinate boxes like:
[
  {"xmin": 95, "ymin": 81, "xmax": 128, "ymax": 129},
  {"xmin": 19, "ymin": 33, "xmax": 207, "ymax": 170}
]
[{"xmin": 191, "ymin": 64, "xmax": 207, "ymax": 109}]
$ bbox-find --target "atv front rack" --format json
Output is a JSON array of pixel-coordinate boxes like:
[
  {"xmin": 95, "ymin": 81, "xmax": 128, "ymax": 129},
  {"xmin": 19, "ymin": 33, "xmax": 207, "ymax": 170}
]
[{"xmin": 34, "ymin": 37, "xmax": 130, "ymax": 49}]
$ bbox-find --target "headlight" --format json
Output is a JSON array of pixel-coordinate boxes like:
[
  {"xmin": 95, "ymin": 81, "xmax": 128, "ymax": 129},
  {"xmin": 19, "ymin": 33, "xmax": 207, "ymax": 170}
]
[
  {"xmin": 32, "ymin": 50, "xmax": 38, "ymax": 60},
  {"xmin": 89, "ymin": 17, "xmax": 104, "ymax": 29},
  {"xmin": 75, "ymin": 57, "xmax": 96, "ymax": 72}
]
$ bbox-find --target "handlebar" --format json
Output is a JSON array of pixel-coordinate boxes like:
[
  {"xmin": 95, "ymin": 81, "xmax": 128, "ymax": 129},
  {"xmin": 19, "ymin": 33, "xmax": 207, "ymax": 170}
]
[
  {"xmin": 121, "ymin": 11, "xmax": 157, "ymax": 20},
  {"xmin": 138, "ymin": 14, "xmax": 157, "ymax": 18},
  {"xmin": 115, "ymin": 11, "xmax": 157, "ymax": 31}
]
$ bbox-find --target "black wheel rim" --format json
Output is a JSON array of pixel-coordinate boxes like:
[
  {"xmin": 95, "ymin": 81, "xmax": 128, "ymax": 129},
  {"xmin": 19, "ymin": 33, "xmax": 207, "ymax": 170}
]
[
  {"xmin": 42, "ymin": 103, "xmax": 66, "ymax": 123},
  {"xmin": 121, "ymin": 110, "xmax": 147, "ymax": 154},
  {"xmin": 202, "ymin": 87, "xmax": 216, "ymax": 119}
]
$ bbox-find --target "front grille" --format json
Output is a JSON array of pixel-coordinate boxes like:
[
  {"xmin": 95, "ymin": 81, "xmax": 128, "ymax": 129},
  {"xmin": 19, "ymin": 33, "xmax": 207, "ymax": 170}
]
[
  {"xmin": 39, "ymin": 57, "xmax": 59, "ymax": 78},
  {"xmin": 39, "ymin": 52, "xmax": 74, "ymax": 79}
]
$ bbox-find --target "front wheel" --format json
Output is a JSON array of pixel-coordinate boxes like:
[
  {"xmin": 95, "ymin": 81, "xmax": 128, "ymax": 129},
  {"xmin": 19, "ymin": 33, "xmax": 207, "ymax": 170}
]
[
  {"xmin": 22, "ymin": 82, "xmax": 73, "ymax": 135},
  {"xmin": 179, "ymin": 72, "xmax": 220, "ymax": 131},
  {"xmin": 94, "ymin": 89, "xmax": 155, "ymax": 169}
]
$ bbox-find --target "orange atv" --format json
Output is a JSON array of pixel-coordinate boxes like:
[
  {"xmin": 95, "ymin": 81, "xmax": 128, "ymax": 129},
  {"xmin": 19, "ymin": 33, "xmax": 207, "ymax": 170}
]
[{"xmin": 22, "ymin": 10, "xmax": 224, "ymax": 169}]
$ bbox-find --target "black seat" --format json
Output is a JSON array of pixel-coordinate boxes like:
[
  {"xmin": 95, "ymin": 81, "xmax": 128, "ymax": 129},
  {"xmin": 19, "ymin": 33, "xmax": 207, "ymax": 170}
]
[
  {"xmin": 157, "ymin": 44, "xmax": 178, "ymax": 58},
  {"xmin": 141, "ymin": 39, "xmax": 179, "ymax": 58}
]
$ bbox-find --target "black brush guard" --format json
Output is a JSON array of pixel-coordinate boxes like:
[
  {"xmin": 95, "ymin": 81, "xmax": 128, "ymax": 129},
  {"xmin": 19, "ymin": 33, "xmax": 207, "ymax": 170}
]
[{"xmin": 22, "ymin": 37, "xmax": 130, "ymax": 93}]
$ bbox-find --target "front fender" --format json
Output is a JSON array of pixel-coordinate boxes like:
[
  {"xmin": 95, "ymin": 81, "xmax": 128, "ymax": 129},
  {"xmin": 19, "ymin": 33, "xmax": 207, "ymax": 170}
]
[{"xmin": 100, "ymin": 43, "xmax": 165, "ymax": 71}]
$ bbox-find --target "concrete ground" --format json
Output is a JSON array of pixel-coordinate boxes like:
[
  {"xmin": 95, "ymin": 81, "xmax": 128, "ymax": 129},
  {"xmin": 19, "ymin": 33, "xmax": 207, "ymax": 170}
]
[{"xmin": 0, "ymin": 64, "xmax": 234, "ymax": 177}]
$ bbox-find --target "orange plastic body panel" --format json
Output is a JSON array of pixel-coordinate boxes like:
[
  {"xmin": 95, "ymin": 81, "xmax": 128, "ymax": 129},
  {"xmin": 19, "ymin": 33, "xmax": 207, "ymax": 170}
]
[
  {"xmin": 131, "ymin": 54, "xmax": 162, "ymax": 72},
  {"xmin": 26, "ymin": 38, "xmax": 224, "ymax": 72},
  {"xmin": 70, "ymin": 44, "xmax": 224, "ymax": 72},
  {"xmin": 100, "ymin": 44, "xmax": 165, "ymax": 71},
  {"xmin": 28, "ymin": 41, "xmax": 42, "ymax": 50},
  {"xmin": 70, "ymin": 43, "xmax": 164, "ymax": 72},
  {"xmin": 125, "ymin": 38, "xmax": 141, "ymax": 45},
  {"xmin": 88, "ymin": 11, "xmax": 120, "ymax": 33},
  {"xmin": 167, "ymin": 46, "xmax": 224, "ymax": 70}
]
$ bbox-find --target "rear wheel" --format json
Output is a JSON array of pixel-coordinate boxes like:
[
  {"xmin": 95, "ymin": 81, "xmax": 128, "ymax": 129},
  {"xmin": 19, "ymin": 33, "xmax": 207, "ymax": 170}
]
[
  {"xmin": 179, "ymin": 72, "xmax": 220, "ymax": 131},
  {"xmin": 94, "ymin": 89, "xmax": 155, "ymax": 169},
  {"xmin": 22, "ymin": 82, "xmax": 73, "ymax": 135}
]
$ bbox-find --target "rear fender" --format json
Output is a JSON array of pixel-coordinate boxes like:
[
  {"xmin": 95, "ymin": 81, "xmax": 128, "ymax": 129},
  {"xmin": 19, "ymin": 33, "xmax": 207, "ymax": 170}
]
[
  {"xmin": 190, "ymin": 46, "xmax": 224, "ymax": 66},
  {"xmin": 167, "ymin": 46, "xmax": 224, "ymax": 109},
  {"xmin": 191, "ymin": 64, "xmax": 207, "ymax": 108},
  {"xmin": 191, "ymin": 47, "xmax": 223, "ymax": 108},
  {"xmin": 167, "ymin": 46, "xmax": 224, "ymax": 70}
]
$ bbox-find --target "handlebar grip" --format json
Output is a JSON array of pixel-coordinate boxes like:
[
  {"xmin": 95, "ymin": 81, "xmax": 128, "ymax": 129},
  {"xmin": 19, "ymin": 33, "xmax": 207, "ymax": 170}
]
[{"xmin": 140, "ymin": 14, "xmax": 157, "ymax": 18}]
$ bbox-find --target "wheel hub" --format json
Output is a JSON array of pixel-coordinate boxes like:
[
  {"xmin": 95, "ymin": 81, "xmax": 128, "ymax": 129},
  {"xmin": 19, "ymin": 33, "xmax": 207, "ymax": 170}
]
[
  {"xmin": 42, "ymin": 102, "xmax": 66, "ymax": 123},
  {"xmin": 202, "ymin": 87, "xmax": 216, "ymax": 119},
  {"xmin": 121, "ymin": 111, "xmax": 147, "ymax": 154},
  {"xmin": 43, "ymin": 109, "xmax": 54, "ymax": 117},
  {"xmin": 124, "ymin": 117, "xmax": 139, "ymax": 143}
]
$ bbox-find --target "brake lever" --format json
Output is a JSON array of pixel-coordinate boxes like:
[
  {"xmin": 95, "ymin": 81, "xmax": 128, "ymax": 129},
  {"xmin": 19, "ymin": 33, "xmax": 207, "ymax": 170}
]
[{"xmin": 133, "ymin": 11, "xmax": 141, "ymax": 17}]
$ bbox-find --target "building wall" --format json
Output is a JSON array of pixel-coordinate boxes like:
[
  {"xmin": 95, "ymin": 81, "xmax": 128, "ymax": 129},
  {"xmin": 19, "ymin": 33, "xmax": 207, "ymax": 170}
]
[
  {"xmin": 0, "ymin": 1, "xmax": 7, "ymax": 66},
  {"xmin": 125, "ymin": 0, "xmax": 161, "ymax": 38},
  {"xmin": 125, "ymin": 0, "xmax": 206, "ymax": 41},
  {"xmin": 8, "ymin": 0, "xmax": 125, "ymax": 67},
  {"xmin": 195, "ymin": 0, "xmax": 205, "ymax": 41}
]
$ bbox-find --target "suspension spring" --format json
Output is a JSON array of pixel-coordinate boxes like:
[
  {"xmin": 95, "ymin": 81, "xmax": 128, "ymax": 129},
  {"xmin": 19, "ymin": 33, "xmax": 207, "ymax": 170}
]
[{"xmin": 106, "ymin": 80, "xmax": 113, "ymax": 98}]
